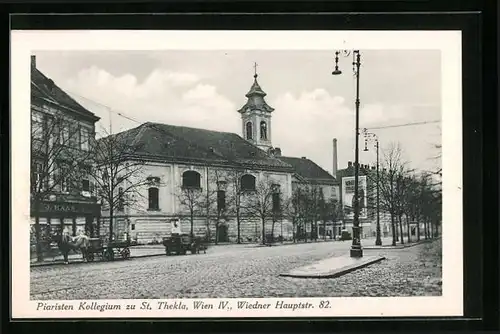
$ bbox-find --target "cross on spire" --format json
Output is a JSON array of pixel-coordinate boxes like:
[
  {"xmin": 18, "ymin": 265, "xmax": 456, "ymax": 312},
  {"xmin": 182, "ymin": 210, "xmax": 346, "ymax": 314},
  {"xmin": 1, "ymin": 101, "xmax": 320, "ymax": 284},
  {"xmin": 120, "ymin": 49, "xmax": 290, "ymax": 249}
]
[{"xmin": 253, "ymin": 62, "xmax": 258, "ymax": 78}]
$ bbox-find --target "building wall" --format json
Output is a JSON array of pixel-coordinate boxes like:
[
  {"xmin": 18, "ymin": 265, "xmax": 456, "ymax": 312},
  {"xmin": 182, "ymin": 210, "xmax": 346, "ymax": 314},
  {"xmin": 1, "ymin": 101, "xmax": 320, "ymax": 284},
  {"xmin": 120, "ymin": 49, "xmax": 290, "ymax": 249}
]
[{"xmin": 100, "ymin": 161, "xmax": 294, "ymax": 244}]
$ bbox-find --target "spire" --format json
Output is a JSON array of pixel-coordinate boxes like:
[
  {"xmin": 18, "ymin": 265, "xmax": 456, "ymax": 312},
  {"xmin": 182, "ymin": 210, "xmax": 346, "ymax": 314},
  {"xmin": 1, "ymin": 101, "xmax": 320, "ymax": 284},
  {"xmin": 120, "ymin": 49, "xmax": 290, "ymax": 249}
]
[{"xmin": 238, "ymin": 63, "xmax": 274, "ymax": 113}]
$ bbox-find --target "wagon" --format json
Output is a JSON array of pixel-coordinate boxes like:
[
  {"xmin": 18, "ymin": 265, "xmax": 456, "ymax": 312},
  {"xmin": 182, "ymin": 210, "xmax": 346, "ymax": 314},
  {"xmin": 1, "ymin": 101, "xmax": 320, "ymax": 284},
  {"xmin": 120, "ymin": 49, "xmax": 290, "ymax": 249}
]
[
  {"xmin": 162, "ymin": 233, "xmax": 207, "ymax": 256},
  {"xmin": 85, "ymin": 238, "xmax": 131, "ymax": 262}
]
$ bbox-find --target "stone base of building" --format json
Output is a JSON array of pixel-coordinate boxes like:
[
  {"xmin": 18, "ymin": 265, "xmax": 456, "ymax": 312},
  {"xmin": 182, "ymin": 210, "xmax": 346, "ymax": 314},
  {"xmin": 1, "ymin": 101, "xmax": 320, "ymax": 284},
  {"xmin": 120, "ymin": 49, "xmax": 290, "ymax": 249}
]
[{"xmin": 100, "ymin": 215, "xmax": 301, "ymax": 245}]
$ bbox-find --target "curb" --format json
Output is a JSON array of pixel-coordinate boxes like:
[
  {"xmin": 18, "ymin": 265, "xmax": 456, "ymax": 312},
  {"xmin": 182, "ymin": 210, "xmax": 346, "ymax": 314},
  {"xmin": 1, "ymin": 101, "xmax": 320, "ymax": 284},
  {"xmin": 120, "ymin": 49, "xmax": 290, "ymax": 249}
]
[
  {"xmin": 363, "ymin": 239, "xmax": 433, "ymax": 250},
  {"xmin": 280, "ymin": 255, "xmax": 386, "ymax": 279},
  {"xmin": 251, "ymin": 239, "xmax": 339, "ymax": 248},
  {"xmin": 30, "ymin": 252, "xmax": 166, "ymax": 268}
]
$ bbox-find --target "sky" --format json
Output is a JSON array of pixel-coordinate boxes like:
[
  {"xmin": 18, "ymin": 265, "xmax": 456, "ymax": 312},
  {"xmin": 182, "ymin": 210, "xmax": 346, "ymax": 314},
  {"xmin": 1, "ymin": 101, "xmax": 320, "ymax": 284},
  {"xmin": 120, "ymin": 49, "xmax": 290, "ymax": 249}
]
[{"xmin": 33, "ymin": 49, "xmax": 442, "ymax": 175}]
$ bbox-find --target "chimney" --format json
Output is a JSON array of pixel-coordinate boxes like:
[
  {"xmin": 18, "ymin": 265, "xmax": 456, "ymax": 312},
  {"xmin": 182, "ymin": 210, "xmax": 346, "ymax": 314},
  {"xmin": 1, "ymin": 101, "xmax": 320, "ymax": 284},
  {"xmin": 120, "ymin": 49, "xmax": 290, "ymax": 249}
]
[
  {"xmin": 274, "ymin": 147, "xmax": 281, "ymax": 157},
  {"xmin": 348, "ymin": 161, "xmax": 352, "ymax": 168},
  {"xmin": 332, "ymin": 138, "xmax": 338, "ymax": 177},
  {"xmin": 31, "ymin": 55, "xmax": 36, "ymax": 69},
  {"xmin": 301, "ymin": 156, "xmax": 307, "ymax": 159}
]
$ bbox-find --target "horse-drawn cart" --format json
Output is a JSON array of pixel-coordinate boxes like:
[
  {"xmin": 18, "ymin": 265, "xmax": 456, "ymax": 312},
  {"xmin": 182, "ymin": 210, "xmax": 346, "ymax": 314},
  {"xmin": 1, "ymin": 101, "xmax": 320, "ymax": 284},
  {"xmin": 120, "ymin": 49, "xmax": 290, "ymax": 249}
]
[
  {"xmin": 85, "ymin": 238, "xmax": 131, "ymax": 262},
  {"xmin": 163, "ymin": 233, "xmax": 207, "ymax": 256}
]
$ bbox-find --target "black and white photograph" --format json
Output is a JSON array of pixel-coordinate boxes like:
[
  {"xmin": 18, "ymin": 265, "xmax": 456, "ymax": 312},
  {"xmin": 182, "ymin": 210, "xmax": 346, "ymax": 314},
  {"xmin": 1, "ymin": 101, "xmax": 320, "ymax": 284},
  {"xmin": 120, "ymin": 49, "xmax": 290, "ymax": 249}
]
[{"xmin": 11, "ymin": 30, "xmax": 463, "ymax": 318}]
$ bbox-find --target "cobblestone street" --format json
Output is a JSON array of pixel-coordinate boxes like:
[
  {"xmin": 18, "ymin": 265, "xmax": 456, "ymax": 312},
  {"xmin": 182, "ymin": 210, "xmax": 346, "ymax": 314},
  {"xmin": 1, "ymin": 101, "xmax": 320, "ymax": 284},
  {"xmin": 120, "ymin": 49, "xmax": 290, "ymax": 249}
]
[{"xmin": 30, "ymin": 239, "xmax": 442, "ymax": 300}]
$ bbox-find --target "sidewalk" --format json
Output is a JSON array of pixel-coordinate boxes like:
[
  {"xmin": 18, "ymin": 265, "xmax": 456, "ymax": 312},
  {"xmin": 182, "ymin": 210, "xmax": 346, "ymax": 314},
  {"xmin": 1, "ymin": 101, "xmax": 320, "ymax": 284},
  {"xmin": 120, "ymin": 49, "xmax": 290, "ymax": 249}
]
[
  {"xmin": 30, "ymin": 242, "xmax": 252, "ymax": 267},
  {"xmin": 363, "ymin": 237, "xmax": 432, "ymax": 250},
  {"xmin": 30, "ymin": 245, "xmax": 166, "ymax": 267}
]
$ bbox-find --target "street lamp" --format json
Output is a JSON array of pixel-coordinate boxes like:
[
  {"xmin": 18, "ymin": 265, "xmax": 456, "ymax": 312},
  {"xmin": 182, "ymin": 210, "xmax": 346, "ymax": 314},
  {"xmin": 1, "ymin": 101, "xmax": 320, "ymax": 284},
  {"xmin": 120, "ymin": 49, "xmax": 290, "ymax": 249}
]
[
  {"xmin": 332, "ymin": 49, "xmax": 363, "ymax": 258},
  {"xmin": 363, "ymin": 128, "xmax": 382, "ymax": 246}
]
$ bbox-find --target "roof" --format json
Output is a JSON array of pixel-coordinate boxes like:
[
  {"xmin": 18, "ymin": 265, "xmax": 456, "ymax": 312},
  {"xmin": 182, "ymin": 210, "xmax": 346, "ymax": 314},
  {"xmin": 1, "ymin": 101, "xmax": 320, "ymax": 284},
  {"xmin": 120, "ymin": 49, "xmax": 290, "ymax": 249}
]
[
  {"xmin": 279, "ymin": 156, "xmax": 338, "ymax": 185},
  {"xmin": 31, "ymin": 65, "xmax": 100, "ymax": 122},
  {"xmin": 106, "ymin": 122, "xmax": 294, "ymax": 171},
  {"xmin": 237, "ymin": 75, "xmax": 275, "ymax": 114}
]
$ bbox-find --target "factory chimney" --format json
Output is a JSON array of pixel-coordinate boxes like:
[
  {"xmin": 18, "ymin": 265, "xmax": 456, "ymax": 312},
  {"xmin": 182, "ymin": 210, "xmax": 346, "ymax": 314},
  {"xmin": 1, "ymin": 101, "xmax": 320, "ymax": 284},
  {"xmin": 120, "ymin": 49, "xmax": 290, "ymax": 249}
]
[{"xmin": 332, "ymin": 138, "xmax": 338, "ymax": 178}]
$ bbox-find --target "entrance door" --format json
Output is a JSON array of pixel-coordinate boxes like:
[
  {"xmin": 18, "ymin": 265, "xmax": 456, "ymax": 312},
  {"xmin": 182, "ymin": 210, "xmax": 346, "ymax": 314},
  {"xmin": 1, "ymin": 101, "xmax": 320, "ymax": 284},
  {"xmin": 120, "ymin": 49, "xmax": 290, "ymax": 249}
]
[{"xmin": 217, "ymin": 224, "xmax": 229, "ymax": 243}]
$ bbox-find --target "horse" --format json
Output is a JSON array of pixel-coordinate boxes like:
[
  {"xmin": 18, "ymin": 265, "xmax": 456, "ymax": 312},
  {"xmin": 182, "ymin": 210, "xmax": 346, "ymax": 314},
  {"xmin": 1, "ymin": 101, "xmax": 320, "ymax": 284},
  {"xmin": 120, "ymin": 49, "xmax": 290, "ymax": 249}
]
[{"xmin": 57, "ymin": 232, "xmax": 91, "ymax": 264}]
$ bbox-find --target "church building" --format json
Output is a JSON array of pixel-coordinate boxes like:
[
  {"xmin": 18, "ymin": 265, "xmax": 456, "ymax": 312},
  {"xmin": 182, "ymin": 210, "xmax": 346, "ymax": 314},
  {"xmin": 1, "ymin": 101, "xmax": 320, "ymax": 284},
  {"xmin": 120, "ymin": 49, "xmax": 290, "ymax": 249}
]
[{"xmin": 99, "ymin": 70, "xmax": 339, "ymax": 244}]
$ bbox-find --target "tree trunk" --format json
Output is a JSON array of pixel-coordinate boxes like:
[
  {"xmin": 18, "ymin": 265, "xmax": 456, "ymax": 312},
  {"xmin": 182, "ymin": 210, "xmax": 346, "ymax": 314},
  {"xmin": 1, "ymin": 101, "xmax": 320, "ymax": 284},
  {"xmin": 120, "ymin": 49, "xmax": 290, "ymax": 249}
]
[
  {"xmin": 416, "ymin": 216, "xmax": 421, "ymax": 241},
  {"xmin": 190, "ymin": 213, "xmax": 194, "ymax": 238},
  {"xmin": 398, "ymin": 215, "xmax": 404, "ymax": 244},
  {"xmin": 406, "ymin": 215, "xmax": 411, "ymax": 244},
  {"xmin": 236, "ymin": 211, "xmax": 241, "ymax": 244},
  {"xmin": 261, "ymin": 217, "xmax": 266, "ymax": 245},
  {"xmin": 390, "ymin": 214, "xmax": 397, "ymax": 246},
  {"xmin": 109, "ymin": 206, "xmax": 114, "ymax": 242}
]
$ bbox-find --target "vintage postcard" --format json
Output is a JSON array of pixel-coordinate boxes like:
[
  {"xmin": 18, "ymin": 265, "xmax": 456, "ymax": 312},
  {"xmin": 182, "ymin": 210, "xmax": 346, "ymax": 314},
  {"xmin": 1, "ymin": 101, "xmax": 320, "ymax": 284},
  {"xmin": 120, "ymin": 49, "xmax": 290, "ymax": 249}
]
[{"xmin": 11, "ymin": 30, "xmax": 463, "ymax": 318}]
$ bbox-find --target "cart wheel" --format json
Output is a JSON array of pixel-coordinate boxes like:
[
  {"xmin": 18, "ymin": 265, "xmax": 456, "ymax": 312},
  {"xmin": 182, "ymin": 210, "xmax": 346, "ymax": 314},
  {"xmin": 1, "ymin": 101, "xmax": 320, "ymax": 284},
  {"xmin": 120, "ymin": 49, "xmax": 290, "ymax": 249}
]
[
  {"xmin": 87, "ymin": 252, "xmax": 95, "ymax": 262},
  {"xmin": 121, "ymin": 247, "xmax": 131, "ymax": 260}
]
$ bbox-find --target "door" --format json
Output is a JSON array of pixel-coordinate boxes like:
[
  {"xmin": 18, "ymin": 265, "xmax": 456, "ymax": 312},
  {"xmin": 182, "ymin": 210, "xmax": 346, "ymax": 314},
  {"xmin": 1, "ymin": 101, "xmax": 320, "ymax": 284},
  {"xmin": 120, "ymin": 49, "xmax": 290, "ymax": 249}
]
[{"xmin": 217, "ymin": 224, "xmax": 229, "ymax": 243}]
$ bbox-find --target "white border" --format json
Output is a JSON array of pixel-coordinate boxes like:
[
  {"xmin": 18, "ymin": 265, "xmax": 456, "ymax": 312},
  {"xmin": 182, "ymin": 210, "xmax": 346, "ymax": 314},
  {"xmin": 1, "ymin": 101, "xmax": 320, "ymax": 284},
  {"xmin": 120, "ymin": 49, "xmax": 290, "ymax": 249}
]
[{"xmin": 11, "ymin": 30, "xmax": 463, "ymax": 318}]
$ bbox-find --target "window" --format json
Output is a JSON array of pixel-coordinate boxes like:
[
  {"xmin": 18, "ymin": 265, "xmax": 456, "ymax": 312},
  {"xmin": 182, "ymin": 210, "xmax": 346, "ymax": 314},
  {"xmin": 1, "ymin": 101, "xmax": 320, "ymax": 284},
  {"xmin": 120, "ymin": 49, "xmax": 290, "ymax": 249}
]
[
  {"xmin": 260, "ymin": 121, "xmax": 267, "ymax": 140},
  {"xmin": 148, "ymin": 187, "xmax": 159, "ymax": 210},
  {"xmin": 246, "ymin": 122, "xmax": 253, "ymax": 140},
  {"xmin": 117, "ymin": 187, "xmax": 124, "ymax": 211},
  {"xmin": 57, "ymin": 164, "xmax": 70, "ymax": 193},
  {"xmin": 31, "ymin": 111, "xmax": 45, "ymax": 140},
  {"xmin": 81, "ymin": 165, "xmax": 91, "ymax": 191},
  {"xmin": 31, "ymin": 161, "xmax": 45, "ymax": 190},
  {"xmin": 69, "ymin": 124, "xmax": 80, "ymax": 148},
  {"xmin": 241, "ymin": 174, "xmax": 256, "ymax": 191},
  {"xmin": 60, "ymin": 122, "xmax": 70, "ymax": 145},
  {"xmin": 131, "ymin": 224, "xmax": 136, "ymax": 231},
  {"xmin": 217, "ymin": 190, "xmax": 226, "ymax": 212},
  {"xmin": 182, "ymin": 171, "xmax": 201, "ymax": 189},
  {"xmin": 80, "ymin": 127, "xmax": 90, "ymax": 151}
]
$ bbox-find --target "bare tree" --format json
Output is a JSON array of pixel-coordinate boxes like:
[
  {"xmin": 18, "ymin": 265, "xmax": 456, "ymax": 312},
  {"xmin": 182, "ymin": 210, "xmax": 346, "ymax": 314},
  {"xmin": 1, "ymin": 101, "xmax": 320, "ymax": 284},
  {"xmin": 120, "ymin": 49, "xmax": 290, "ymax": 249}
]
[
  {"xmin": 201, "ymin": 169, "xmax": 231, "ymax": 244},
  {"xmin": 242, "ymin": 177, "xmax": 281, "ymax": 245},
  {"xmin": 176, "ymin": 186, "xmax": 206, "ymax": 238},
  {"xmin": 90, "ymin": 128, "xmax": 150, "ymax": 242},
  {"xmin": 225, "ymin": 169, "xmax": 247, "ymax": 243},
  {"xmin": 31, "ymin": 110, "xmax": 94, "ymax": 261},
  {"xmin": 374, "ymin": 142, "xmax": 412, "ymax": 246}
]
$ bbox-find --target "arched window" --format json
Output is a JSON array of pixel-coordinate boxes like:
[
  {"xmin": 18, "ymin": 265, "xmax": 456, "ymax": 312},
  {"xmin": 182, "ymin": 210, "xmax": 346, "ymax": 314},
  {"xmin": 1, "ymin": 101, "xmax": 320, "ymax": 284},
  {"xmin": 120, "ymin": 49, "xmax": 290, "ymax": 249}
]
[
  {"xmin": 241, "ymin": 174, "xmax": 256, "ymax": 191},
  {"xmin": 260, "ymin": 121, "xmax": 267, "ymax": 140},
  {"xmin": 182, "ymin": 170, "xmax": 201, "ymax": 189},
  {"xmin": 148, "ymin": 187, "xmax": 159, "ymax": 210},
  {"xmin": 246, "ymin": 122, "xmax": 253, "ymax": 140}
]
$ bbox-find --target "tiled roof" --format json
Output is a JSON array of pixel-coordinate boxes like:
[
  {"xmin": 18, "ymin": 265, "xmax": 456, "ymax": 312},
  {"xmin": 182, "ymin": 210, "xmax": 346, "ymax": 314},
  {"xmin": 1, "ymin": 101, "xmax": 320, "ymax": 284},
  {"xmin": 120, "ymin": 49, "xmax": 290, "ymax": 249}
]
[
  {"xmin": 31, "ymin": 66, "xmax": 99, "ymax": 122},
  {"xmin": 108, "ymin": 122, "xmax": 294, "ymax": 171},
  {"xmin": 279, "ymin": 156, "xmax": 337, "ymax": 185}
]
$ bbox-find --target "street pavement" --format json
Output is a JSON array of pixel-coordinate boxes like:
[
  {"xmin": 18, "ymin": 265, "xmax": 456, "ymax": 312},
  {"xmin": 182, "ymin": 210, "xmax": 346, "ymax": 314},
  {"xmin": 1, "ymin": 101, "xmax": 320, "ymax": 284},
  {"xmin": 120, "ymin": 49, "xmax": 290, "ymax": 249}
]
[{"xmin": 30, "ymin": 238, "xmax": 442, "ymax": 300}]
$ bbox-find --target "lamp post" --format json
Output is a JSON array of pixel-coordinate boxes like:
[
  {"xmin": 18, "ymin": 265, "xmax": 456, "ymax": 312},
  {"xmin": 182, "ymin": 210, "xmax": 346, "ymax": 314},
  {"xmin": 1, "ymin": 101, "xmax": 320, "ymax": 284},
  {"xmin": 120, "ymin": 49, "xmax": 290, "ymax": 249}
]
[
  {"xmin": 363, "ymin": 129, "xmax": 382, "ymax": 246},
  {"xmin": 332, "ymin": 49, "xmax": 363, "ymax": 258}
]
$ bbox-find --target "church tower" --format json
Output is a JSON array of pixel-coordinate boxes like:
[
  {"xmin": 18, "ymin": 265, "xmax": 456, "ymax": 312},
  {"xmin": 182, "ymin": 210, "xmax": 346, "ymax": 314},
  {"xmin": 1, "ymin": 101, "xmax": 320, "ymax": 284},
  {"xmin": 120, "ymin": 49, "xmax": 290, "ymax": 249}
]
[{"xmin": 237, "ymin": 63, "xmax": 275, "ymax": 151}]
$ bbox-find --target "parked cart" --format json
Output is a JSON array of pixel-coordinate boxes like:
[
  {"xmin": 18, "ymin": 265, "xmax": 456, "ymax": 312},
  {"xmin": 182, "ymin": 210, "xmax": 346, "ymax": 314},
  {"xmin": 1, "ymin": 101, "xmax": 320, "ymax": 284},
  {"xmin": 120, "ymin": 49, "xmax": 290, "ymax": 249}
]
[
  {"xmin": 85, "ymin": 238, "xmax": 131, "ymax": 262},
  {"xmin": 163, "ymin": 233, "xmax": 207, "ymax": 256}
]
